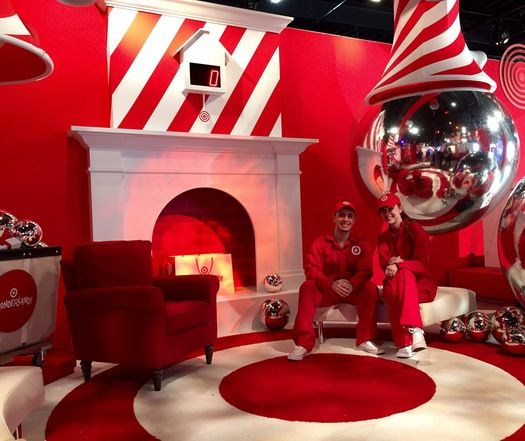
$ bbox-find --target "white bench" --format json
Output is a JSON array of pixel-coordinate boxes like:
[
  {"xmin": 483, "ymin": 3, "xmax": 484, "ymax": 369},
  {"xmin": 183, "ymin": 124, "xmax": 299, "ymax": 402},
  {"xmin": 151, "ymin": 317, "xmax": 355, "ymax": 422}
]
[
  {"xmin": 314, "ymin": 286, "xmax": 477, "ymax": 343},
  {"xmin": 0, "ymin": 366, "xmax": 43, "ymax": 441}
]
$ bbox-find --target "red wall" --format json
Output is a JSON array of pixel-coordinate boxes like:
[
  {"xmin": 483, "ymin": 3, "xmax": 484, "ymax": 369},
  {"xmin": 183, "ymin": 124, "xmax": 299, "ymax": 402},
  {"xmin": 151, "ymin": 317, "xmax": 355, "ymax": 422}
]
[
  {"xmin": 1, "ymin": 3, "xmax": 524, "ymax": 349},
  {"xmin": 1, "ymin": 0, "xmax": 109, "ymax": 348}
]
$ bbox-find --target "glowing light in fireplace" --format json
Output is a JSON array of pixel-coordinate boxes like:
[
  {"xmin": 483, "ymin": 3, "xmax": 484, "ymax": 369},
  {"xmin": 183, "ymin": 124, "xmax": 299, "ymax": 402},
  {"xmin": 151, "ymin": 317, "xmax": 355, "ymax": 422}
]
[{"xmin": 172, "ymin": 253, "xmax": 234, "ymax": 295}]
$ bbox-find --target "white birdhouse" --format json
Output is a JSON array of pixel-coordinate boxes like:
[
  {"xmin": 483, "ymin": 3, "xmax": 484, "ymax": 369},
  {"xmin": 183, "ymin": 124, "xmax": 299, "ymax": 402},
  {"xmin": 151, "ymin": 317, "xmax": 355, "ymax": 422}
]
[{"xmin": 174, "ymin": 29, "xmax": 230, "ymax": 95}]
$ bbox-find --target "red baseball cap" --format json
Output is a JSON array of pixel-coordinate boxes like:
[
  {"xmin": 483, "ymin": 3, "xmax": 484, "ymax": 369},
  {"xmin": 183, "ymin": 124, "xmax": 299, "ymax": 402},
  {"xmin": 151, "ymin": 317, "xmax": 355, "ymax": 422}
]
[
  {"xmin": 377, "ymin": 193, "xmax": 401, "ymax": 211},
  {"xmin": 334, "ymin": 200, "xmax": 356, "ymax": 214}
]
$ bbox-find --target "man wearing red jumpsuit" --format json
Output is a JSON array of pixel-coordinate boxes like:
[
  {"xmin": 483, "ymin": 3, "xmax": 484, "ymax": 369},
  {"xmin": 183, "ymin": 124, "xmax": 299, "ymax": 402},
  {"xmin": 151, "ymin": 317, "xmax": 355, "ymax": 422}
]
[
  {"xmin": 377, "ymin": 193, "xmax": 437, "ymax": 358},
  {"xmin": 288, "ymin": 201, "xmax": 383, "ymax": 361}
]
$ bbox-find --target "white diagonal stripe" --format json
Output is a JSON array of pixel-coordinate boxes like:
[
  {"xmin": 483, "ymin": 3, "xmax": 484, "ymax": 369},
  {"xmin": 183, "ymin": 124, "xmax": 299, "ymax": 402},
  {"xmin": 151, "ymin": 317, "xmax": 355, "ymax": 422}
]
[
  {"xmin": 231, "ymin": 47, "xmax": 279, "ymax": 135},
  {"xmin": 108, "ymin": 7, "xmax": 138, "ymax": 56},
  {"xmin": 387, "ymin": 0, "xmax": 450, "ymax": 73},
  {"xmin": 391, "ymin": 0, "xmax": 420, "ymax": 50},
  {"xmin": 111, "ymin": 14, "xmax": 184, "ymax": 128},
  {"xmin": 378, "ymin": 15, "xmax": 460, "ymax": 88},
  {"xmin": 270, "ymin": 114, "xmax": 282, "ymax": 137}
]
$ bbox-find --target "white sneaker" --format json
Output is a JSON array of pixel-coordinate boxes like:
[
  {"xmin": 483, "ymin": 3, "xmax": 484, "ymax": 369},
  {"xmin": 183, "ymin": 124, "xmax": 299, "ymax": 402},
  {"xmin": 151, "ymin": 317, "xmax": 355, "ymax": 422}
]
[
  {"xmin": 287, "ymin": 345, "xmax": 310, "ymax": 361},
  {"xmin": 396, "ymin": 345, "xmax": 416, "ymax": 358},
  {"xmin": 409, "ymin": 327, "xmax": 427, "ymax": 351},
  {"xmin": 357, "ymin": 341, "xmax": 385, "ymax": 355}
]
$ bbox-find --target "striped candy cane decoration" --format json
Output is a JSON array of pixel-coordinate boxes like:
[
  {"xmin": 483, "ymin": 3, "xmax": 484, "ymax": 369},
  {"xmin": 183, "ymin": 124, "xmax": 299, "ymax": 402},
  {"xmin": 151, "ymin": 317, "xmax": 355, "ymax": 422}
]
[
  {"xmin": 109, "ymin": 7, "xmax": 282, "ymax": 136},
  {"xmin": 366, "ymin": 0, "xmax": 496, "ymax": 106}
]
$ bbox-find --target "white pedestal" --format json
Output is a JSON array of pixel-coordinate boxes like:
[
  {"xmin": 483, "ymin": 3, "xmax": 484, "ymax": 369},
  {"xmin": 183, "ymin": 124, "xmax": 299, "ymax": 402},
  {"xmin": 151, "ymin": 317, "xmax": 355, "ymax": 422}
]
[{"xmin": 217, "ymin": 289, "xmax": 298, "ymax": 337}]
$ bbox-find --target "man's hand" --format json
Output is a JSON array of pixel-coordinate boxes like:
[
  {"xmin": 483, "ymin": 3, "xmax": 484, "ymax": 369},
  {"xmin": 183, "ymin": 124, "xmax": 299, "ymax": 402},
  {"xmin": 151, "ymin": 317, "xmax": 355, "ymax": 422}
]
[
  {"xmin": 385, "ymin": 263, "xmax": 398, "ymax": 277},
  {"xmin": 332, "ymin": 279, "xmax": 353, "ymax": 298}
]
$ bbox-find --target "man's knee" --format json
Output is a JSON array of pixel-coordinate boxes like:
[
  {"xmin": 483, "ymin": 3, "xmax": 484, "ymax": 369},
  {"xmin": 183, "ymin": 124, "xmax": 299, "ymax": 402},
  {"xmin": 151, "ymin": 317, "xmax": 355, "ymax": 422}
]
[{"xmin": 298, "ymin": 279, "xmax": 320, "ymax": 301}]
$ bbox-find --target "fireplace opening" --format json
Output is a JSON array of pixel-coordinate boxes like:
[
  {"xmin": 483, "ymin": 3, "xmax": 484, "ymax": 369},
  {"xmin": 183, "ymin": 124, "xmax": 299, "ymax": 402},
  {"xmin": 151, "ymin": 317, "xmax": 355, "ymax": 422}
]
[{"xmin": 151, "ymin": 187, "xmax": 256, "ymax": 291}]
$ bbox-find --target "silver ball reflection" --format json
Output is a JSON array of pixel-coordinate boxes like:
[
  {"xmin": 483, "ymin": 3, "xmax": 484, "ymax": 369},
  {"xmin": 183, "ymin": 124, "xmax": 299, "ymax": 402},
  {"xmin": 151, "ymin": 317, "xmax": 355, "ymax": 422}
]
[
  {"xmin": 498, "ymin": 176, "xmax": 525, "ymax": 308},
  {"xmin": 260, "ymin": 298, "xmax": 290, "ymax": 330},
  {"xmin": 466, "ymin": 311, "xmax": 491, "ymax": 342},
  {"xmin": 491, "ymin": 307, "xmax": 523, "ymax": 343},
  {"xmin": 440, "ymin": 316, "xmax": 467, "ymax": 342},
  {"xmin": 502, "ymin": 325, "xmax": 525, "ymax": 355},
  {"xmin": 12, "ymin": 220, "xmax": 43, "ymax": 247},
  {"xmin": 263, "ymin": 274, "xmax": 283, "ymax": 293},
  {"xmin": 0, "ymin": 210, "xmax": 18, "ymax": 232},
  {"xmin": 357, "ymin": 91, "xmax": 519, "ymax": 234}
]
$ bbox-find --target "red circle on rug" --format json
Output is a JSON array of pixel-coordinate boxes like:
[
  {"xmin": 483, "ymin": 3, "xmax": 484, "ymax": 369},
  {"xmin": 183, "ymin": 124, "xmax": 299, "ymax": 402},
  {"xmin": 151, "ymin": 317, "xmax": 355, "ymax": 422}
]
[{"xmin": 219, "ymin": 353, "xmax": 435, "ymax": 422}]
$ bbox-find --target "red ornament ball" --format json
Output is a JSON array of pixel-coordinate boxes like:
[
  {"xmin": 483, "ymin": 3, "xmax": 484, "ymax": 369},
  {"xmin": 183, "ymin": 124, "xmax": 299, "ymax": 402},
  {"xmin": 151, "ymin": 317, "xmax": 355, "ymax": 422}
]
[
  {"xmin": 466, "ymin": 312, "xmax": 491, "ymax": 342},
  {"xmin": 260, "ymin": 299, "xmax": 290, "ymax": 331},
  {"xmin": 502, "ymin": 326, "xmax": 525, "ymax": 355},
  {"xmin": 440, "ymin": 317, "xmax": 467, "ymax": 342}
]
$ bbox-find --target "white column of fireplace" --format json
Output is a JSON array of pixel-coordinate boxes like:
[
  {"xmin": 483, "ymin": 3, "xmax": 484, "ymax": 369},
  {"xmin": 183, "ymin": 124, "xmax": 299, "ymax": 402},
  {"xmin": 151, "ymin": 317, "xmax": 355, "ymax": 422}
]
[{"xmin": 70, "ymin": 126, "xmax": 317, "ymax": 336}]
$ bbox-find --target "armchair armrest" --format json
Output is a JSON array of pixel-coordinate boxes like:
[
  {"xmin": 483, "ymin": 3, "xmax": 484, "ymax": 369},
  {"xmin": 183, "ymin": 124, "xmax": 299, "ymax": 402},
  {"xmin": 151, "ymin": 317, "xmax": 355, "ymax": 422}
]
[
  {"xmin": 64, "ymin": 286, "xmax": 165, "ymax": 312},
  {"xmin": 153, "ymin": 275, "xmax": 220, "ymax": 302}
]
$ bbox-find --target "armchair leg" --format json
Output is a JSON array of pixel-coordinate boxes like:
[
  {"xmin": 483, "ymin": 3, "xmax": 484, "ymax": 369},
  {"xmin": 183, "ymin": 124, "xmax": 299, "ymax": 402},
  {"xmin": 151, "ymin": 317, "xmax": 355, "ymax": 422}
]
[
  {"xmin": 80, "ymin": 360, "xmax": 92, "ymax": 382},
  {"xmin": 205, "ymin": 345, "xmax": 214, "ymax": 365},
  {"xmin": 152, "ymin": 369, "xmax": 163, "ymax": 391}
]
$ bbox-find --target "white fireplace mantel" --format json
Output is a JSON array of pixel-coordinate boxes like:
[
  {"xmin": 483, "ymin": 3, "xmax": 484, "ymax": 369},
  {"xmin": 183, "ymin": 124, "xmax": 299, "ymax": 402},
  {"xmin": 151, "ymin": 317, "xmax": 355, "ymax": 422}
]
[
  {"xmin": 70, "ymin": 126, "xmax": 317, "ymax": 299},
  {"xmin": 71, "ymin": 126, "xmax": 313, "ymax": 157}
]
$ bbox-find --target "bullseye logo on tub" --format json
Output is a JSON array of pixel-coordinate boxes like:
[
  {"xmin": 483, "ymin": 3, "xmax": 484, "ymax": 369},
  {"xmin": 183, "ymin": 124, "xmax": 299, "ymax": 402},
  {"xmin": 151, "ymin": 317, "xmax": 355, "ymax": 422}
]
[{"xmin": 0, "ymin": 270, "xmax": 37, "ymax": 332}]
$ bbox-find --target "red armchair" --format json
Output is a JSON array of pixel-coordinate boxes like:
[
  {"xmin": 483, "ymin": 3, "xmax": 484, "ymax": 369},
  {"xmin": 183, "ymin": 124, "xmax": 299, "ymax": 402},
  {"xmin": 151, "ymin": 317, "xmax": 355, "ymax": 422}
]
[{"xmin": 61, "ymin": 240, "xmax": 219, "ymax": 391}]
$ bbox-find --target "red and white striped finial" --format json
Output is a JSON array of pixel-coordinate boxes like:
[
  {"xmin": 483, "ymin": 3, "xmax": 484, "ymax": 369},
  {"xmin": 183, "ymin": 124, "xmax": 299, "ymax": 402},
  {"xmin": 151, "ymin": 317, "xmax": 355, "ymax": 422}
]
[
  {"xmin": 0, "ymin": 0, "xmax": 53, "ymax": 85},
  {"xmin": 366, "ymin": 0, "xmax": 496, "ymax": 106}
]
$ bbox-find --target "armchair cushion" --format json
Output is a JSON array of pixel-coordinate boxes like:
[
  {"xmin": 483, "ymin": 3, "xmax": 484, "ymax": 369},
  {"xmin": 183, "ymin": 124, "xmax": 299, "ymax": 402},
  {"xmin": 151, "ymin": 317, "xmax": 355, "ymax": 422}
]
[
  {"xmin": 64, "ymin": 286, "xmax": 165, "ymax": 312},
  {"xmin": 165, "ymin": 300, "xmax": 213, "ymax": 334},
  {"xmin": 73, "ymin": 240, "xmax": 153, "ymax": 289},
  {"xmin": 154, "ymin": 275, "xmax": 220, "ymax": 302}
]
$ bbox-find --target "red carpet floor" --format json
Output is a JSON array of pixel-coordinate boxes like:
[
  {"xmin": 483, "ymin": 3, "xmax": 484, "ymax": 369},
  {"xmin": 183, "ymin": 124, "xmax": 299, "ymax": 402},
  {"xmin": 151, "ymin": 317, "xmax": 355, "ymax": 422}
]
[{"xmin": 23, "ymin": 330, "xmax": 525, "ymax": 441}]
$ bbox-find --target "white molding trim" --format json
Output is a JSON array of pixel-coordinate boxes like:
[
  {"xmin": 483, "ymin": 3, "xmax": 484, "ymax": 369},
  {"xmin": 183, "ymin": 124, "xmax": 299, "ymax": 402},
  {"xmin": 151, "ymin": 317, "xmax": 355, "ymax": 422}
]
[
  {"xmin": 104, "ymin": 0, "xmax": 293, "ymax": 33},
  {"xmin": 70, "ymin": 126, "xmax": 317, "ymax": 156}
]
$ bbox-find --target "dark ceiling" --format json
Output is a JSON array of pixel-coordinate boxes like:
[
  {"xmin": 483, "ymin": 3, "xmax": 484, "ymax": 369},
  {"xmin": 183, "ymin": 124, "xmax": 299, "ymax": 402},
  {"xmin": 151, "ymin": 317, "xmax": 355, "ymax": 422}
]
[{"xmin": 201, "ymin": 0, "xmax": 525, "ymax": 60}]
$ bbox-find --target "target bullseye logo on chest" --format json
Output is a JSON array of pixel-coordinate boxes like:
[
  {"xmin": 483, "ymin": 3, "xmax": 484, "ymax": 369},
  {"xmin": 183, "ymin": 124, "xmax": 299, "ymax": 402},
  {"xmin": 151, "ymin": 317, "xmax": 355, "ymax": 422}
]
[{"xmin": 0, "ymin": 270, "xmax": 37, "ymax": 332}]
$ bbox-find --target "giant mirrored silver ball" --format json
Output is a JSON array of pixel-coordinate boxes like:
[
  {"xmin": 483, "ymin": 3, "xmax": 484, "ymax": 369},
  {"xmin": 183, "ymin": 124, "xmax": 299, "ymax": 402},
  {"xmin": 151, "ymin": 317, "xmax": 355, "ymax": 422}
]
[
  {"xmin": 498, "ymin": 176, "xmax": 525, "ymax": 308},
  {"xmin": 357, "ymin": 91, "xmax": 519, "ymax": 234},
  {"xmin": 12, "ymin": 220, "xmax": 43, "ymax": 247}
]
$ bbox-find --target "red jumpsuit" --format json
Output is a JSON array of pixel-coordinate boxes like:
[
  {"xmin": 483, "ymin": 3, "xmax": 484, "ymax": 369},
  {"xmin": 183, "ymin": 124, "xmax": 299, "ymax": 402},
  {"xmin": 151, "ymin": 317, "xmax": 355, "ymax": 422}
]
[
  {"xmin": 378, "ymin": 220, "xmax": 437, "ymax": 348},
  {"xmin": 293, "ymin": 233, "xmax": 379, "ymax": 351}
]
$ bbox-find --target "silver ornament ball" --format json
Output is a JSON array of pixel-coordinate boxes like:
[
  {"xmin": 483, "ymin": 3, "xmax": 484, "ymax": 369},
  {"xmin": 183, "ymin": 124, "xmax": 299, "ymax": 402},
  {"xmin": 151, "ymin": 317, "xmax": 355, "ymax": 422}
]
[
  {"xmin": 498, "ymin": 176, "xmax": 525, "ymax": 308},
  {"xmin": 264, "ymin": 274, "xmax": 283, "ymax": 293},
  {"xmin": 12, "ymin": 220, "xmax": 43, "ymax": 247},
  {"xmin": 466, "ymin": 311, "xmax": 491, "ymax": 342},
  {"xmin": 0, "ymin": 210, "xmax": 18, "ymax": 232},
  {"xmin": 357, "ymin": 91, "xmax": 519, "ymax": 234},
  {"xmin": 440, "ymin": 316, "xmax": 467, "ymax": 342}
]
